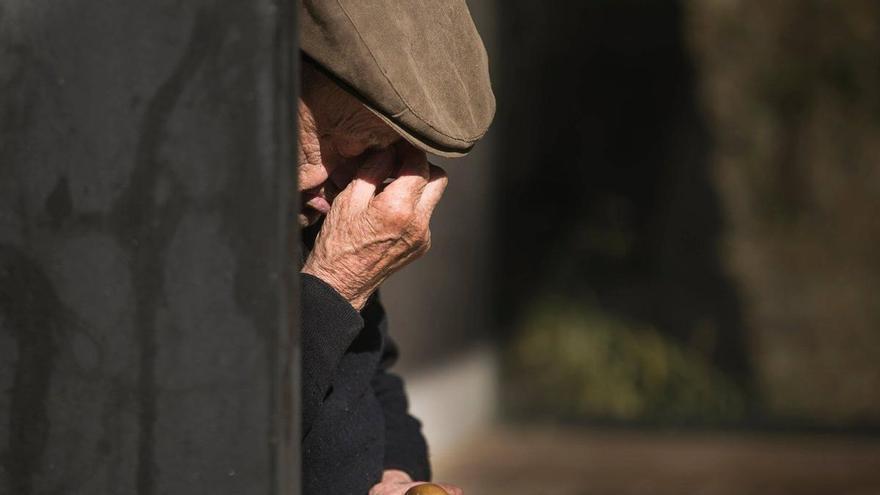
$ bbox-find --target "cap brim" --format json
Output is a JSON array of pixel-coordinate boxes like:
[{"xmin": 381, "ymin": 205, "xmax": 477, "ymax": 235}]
[
  {"xmin": 303, "ymin": 55, "xmax": 476, "ymax": 158},
  {"xmin": 364, "ymin": 105, "xmax": 472, "ymax": 159}
]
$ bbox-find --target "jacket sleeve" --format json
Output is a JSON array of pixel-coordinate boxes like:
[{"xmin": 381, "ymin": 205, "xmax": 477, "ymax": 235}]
[
  {"xmin": 300, "ymin": 273, "xmax": 364, "ymax": 436},
  {"xmin": 362, "ymin": 297, "xmax": 432, "ymax": 482}
]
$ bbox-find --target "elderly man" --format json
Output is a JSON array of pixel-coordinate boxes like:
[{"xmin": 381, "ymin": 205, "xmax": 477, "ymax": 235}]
[{"xmin": 297, "ymin": 1, "xmax": 495, "ymax": 494}]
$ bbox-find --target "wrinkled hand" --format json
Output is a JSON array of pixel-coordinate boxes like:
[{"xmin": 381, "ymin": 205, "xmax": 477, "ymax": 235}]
[
  {"xmin": 369, "ymin": 469, "xmax": 463, "ymax": 495},
  {"xmin": 302, "ymin": 144, "xmax": 448, "ymax": 310}
]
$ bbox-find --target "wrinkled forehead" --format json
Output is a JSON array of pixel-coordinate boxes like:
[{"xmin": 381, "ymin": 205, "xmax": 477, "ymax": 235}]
[
  {"xmin": 303, "ymin": 63, "xmax": 402, "ymax": 149},
  {"xmin": 351, "ymin": 112, "xmax": 401, "ymax": 147},
  {"xmin": 326, "ymin": 101, "xmax": 403, "ymax": 158}
]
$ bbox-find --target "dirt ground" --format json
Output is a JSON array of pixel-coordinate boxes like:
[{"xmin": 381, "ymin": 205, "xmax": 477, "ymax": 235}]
[{"xmin": 432, "ymin": 425, "xmax": 880, "ymax": 495}]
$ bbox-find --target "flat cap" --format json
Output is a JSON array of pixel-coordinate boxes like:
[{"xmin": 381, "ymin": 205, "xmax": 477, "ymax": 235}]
[{"xmin": 300, "ymin": 0, "xmax": 496, "ymax": 157}]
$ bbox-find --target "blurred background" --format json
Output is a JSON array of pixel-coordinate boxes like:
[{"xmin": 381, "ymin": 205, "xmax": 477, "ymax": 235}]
[{"xmin": 381, "ymin": 1, "xmax": 880, "ymax": 493}]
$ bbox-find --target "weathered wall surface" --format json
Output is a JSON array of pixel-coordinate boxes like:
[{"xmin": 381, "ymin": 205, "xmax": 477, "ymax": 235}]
[{"xmin": 0, "ymin": 1, "xmax": 298, "ymax": 493}]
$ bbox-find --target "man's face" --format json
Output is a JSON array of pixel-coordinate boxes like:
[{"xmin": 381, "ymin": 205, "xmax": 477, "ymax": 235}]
[{"xmin": 297, "ymin": 68, "xmax": 402, "ymax": 226}]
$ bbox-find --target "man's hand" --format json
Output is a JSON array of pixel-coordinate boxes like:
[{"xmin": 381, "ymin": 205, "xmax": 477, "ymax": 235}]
[
  {"xmin": 369, "ymin": 469, "xmax": 463, "ymax": 495},
  {"xmin": 302, "ymin": 144, "xmax": 448, "ymax": 310}
]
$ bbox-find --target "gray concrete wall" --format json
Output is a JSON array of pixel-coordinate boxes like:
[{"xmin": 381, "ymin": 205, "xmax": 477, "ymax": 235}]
[{"xmin": 0, "ymin": 2, "xmax": 299, "ymax": 492}]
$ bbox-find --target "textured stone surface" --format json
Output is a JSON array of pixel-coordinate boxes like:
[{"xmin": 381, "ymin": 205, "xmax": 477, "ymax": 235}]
[{"xmin": 0, "ymin": 1, "xmax": 298, "ymax": 493}]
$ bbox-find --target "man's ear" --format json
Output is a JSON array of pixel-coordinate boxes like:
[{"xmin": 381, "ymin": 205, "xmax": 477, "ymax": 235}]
[{"xmin": 298, "ymin": 98, "xmax": 317, "ymax": 134}]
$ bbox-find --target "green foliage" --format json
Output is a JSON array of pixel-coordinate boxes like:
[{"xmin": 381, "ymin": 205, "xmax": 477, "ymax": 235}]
[{"xmin": 504, "ymin": 299, "xmax": 745, "ymax": 423}]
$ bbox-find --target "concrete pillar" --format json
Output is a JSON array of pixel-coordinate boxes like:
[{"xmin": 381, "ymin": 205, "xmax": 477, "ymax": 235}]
[{"xmin": 0, "ymin": 1, "xmax": 299, "ymax": 493}]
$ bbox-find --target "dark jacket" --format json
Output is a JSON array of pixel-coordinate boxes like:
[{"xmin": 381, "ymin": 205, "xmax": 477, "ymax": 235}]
[{"xmin": 301, "ymin": 228, "xmax": 430, "ymax": 494}]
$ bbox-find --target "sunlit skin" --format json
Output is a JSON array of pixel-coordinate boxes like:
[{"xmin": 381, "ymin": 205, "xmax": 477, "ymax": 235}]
[
  {"xmin": 297, "ymin": 65, "xmax": 402, "ymax": 227},
  {"xmin": 297, "ymin": 63, "xmax": 460, "ymax": 495}
]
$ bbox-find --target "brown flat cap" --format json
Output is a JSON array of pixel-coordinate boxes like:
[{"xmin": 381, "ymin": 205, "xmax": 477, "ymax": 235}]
[{"xmin": 300, "ymin": 0, "xmax": 496, "ymax": 157}]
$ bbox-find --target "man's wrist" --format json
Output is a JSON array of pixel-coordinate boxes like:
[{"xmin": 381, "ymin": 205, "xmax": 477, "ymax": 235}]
[{"xmin": 301, "ymin": 264, "xmax": 370, "ymax": 311}]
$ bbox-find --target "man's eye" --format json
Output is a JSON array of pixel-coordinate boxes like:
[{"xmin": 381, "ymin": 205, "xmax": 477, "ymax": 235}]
[
  {"xmin": 334, "ymin": 139, "xmax": 364, "ymax": 158},
  {"xmin": 336, "ymin": 138, "xmax": 388, "ymax": 159},
  {"xmin": 357, "ymin": 145, "xmax": 384, "ymax": 157}
]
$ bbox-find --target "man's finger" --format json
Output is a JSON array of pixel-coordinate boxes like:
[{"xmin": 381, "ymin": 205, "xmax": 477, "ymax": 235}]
[
  {"xmin": 378, "ymin": 145, "xmax": 430, "ymax": 206},
  {"xmin": 415, "ymin": 164, "xmax": 449, "ymax": 216},
  {"xmin": 395, "ymin": 142, "xmax": 430, "ymax": 181},
  {"xmin": 348, "ymin": 148, "xmax": 396, "ymax": 210}
]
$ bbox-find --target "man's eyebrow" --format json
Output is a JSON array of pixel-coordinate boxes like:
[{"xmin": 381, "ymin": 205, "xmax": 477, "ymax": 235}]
[
  {"xmin": 367, "ymin": 134, "xmax": 396, "ymax": 151},
  {"xmin": 378, "ymin": 131, "xmax": 404, "ymax": 148}
]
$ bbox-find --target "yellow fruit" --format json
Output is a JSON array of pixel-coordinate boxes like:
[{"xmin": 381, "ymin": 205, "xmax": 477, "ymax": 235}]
[{"xmin": 405, "ymin": 483, "xmax": 449, "ymax": 495}]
